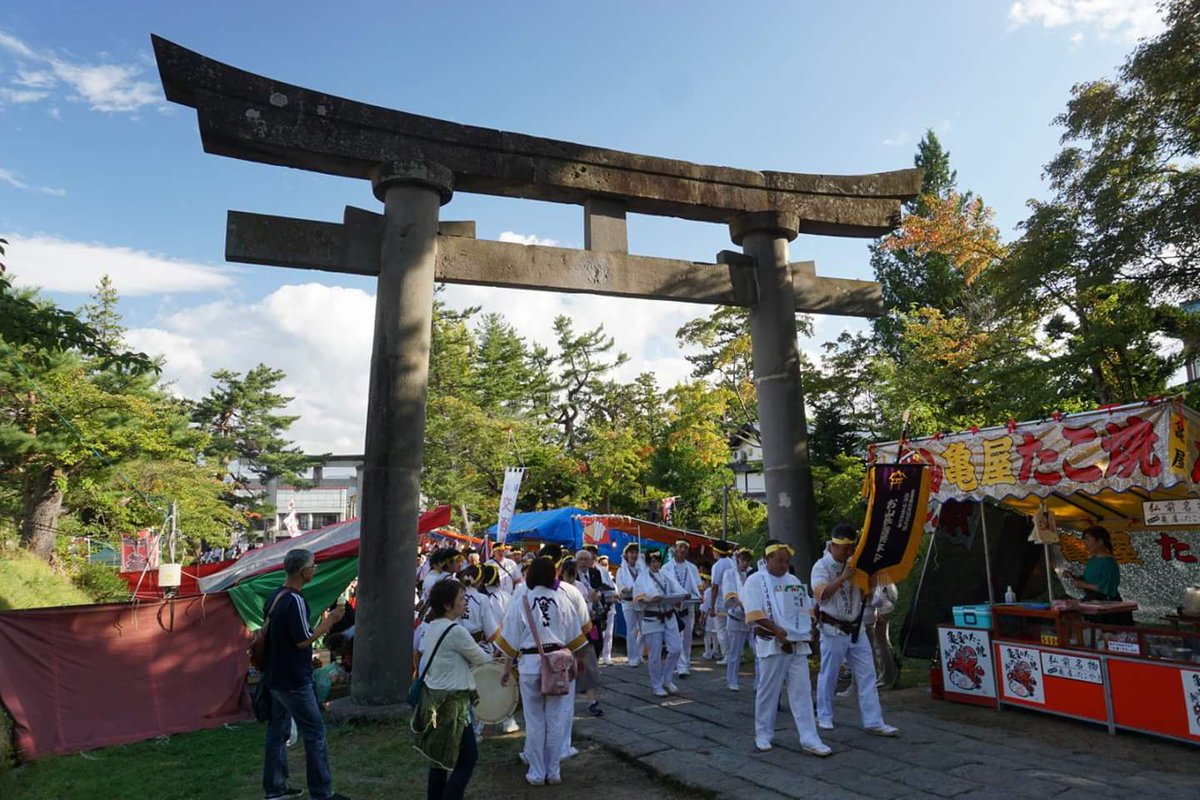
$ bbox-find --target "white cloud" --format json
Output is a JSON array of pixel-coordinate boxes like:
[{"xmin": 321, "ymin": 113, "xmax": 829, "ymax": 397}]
[
  {"xmin": 882, "ymin": 133, "xmax": 910, "ymax": 148},
  {"xmin": 127, "ymin": 284, "xmax": 379, "ymax": 454},
  {"xmin": 0, "ymin": 86, "xmax": 48, "ymax": 103},
  {"xmin": 0, "ymin": 167, "xmax": 28, "ymax": 189},
  {"xmin": 498, "ymin": 231, "xmax": 560, "ymax": 247},
  {"xmin": 1008, "ymin": 0, "xmax": 1164, "ymax": 42},
  {"xmin": 0, "ymin": 28, "xmax": 162, "ymax": 112},
  {"xmin": 6, "ymin": 235, "xmax": 233, "ymax": 295},
  {"xmin": 0, "ymin": 165, "xmax": 67, "ymax": 196}
]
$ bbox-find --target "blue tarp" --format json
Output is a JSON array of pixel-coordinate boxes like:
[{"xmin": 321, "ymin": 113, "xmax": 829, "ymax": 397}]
[
  {"xmin": 486, "ymin": 507, "xmax": 673, "ymax": 565},
  {"xmin": 487, "ymin": 507, "xmax": 588, "ymax": 545}
]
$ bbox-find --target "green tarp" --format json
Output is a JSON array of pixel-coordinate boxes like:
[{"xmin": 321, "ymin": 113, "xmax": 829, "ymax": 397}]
[{"xmin": 228, "ymin": 556, "xmax": 358, "ymax": 630}]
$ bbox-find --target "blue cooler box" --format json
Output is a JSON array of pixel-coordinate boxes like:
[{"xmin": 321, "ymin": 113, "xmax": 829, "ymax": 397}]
[{"xmin": 951, "ymin": 604, "xmax": 993, "ymax": 629}]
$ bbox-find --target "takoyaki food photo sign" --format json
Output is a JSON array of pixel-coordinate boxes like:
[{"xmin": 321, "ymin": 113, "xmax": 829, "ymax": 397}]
[{"xmin": 939, "ymin": 627, "xmax": 997, "ymax": 705}]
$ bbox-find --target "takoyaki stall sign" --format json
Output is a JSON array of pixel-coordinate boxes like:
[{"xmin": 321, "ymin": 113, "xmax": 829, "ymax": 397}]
[
  {"xmin": 939, "ymin": 627, "xmax": 996, "ymax": 702},
  {"xmin": 871, "ymin": 400, "xmax": 1200, "ymax": 531}
]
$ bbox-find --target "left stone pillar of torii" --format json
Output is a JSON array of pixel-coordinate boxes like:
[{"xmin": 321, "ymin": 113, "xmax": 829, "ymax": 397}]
[{"xmin": 349, "ymin": 161, "xmax": 453, "ymax": 711}]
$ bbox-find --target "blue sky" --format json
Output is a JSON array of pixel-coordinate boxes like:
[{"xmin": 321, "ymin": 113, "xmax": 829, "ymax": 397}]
[{"xmin": 0, "ymin": 1, "xmax": 1166, "ymax": 452}]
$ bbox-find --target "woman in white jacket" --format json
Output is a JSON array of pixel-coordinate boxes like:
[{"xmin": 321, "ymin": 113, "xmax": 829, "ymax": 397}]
[{"xmin": 496, "ymin": 557, "xmax": 588, "ymax": 786}]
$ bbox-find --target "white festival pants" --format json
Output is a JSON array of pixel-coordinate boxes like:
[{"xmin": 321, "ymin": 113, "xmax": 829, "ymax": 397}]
[
  {"xmin": 620, "ymin": 601, "xmax": 643, "ymax": 666},
  {"xmin": 755, "ymin": 652, "xmax": 825, "ymax": 750},
  {"xmin": 519, "ymin": 673, "xmax": 568, "ymax": 782},
  {"xmin": 714, "ymin": 613, "xmax": 729, "ymax": 658},
  {"xmin": 725, "ymin": 626, "xmax": 749, "ymax": 688},
  {"xmin": 601, "ymin": 607, "xmax": 616, "ymax": 661},
  {"xmin": 644, "ymin": 624, "xmax": 682, "ymax": 692},
  {"xmin": 817, "ymin": 631, "xmax": 884, "ymax": 728},
  {"xmin": 675, "ymin": 609, "xmax": 695, "ymax": 674},
  {"xmin": 559, "ymin": 676, "xmax": 576, "ymax": 757}
]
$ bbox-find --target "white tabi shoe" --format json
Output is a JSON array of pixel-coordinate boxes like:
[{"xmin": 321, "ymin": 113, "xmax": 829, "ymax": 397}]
[
  {"xmin": 817, "ymin": 721, "xmax": 835, "ymax": 731},
  {"xmin": 653, "ymin": 688, "xmax": 669, "ymax": 697},
  {"xmin": 501, "ymin": 717, "xmax": 520, "ymax": 734},
  {"xmin": 727, "ymin": 684, "xmax": 740, "ymax": 692},
  {"xmin": 803, "ymin": 743, "xmax": 833, "ymax": 757},
  {"xmin": 866, "ymin": 724, "xmax": 900, "ymax": 737},
  {"xmin": 561, "ymin": 746, "xmax": 579, "ymax": 760},
  {"xmin": 755, "ymin": 741, "xmax": 773, "ymax": 752}
]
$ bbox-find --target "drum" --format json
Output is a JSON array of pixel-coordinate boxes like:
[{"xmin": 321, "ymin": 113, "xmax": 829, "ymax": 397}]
[{"xmin": 471, "ymin": 660, "xmax": 520, "ymax": 724}]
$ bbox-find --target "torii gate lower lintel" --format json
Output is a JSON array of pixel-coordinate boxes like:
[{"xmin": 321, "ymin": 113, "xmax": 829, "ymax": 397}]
[{"xmin": 152, "ymin": 37, "xmax": 921, "ymax": 710}]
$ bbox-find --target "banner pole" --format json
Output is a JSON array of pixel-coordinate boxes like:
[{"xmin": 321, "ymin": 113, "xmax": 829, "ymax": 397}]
[
  {"xmin": 979, "ymin": 501, "xmax": 996, "ymax": 605},
  {"xmin": 901, "ymin": 531, "xmax": 937, "ymax": 657},
  {"xmin": 1043, "ymin": 543, "xmax": 1055, "ymax": 601}
]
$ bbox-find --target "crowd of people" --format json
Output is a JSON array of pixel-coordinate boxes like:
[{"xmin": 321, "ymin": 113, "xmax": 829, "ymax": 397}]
[{"xmin": 258, "ymin": 526, "xmax": 902, "ymax": 800}]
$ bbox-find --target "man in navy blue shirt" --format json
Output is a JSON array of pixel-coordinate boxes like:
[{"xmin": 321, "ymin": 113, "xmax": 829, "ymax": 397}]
[{"xmin": 262, "ymin": 549, "xmax": 350, "ymax": 800}]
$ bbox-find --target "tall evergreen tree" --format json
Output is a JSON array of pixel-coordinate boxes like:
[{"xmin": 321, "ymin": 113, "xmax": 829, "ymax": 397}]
[
  {"xmin": 871, "ymin": 130, "xmax": 963, "ymax": 359},
  {"xmin": 191, "ymin": 365, "xmax": 311, "ymax": 526}
]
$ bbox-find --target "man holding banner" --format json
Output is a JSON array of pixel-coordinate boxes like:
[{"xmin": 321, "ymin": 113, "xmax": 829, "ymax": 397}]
[{"xmin": 812, "ymin": 461, "xmax": 929, "ymax": 736}]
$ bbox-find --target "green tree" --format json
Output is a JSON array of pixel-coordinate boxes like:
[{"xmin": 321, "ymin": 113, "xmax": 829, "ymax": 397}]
[
  {"xmin": 547, "ymin": 315, "xmax": 628, "ymax": 450},
  {"xmin": 191, "ymin": 365, "xmax": 311, "ymax": 527},
  {"xmin": 871, "ymin": 130, "xmax": 963, "ymax": 359},
  {"xmin": 472, "ymin": 313, "xmax": 533, "ymax": 415}
]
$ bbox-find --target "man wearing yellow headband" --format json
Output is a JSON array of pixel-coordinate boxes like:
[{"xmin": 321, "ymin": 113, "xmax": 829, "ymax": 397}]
[
  {"xmin": 708, "ymin": 540, "xmax": 736, "ymax": 665},
  {"xmin": 615, "ymin": 543, "xmax": 645, "ymax": 667},
  {"xmin": 811, "ymin": 523, "xmax": 899, "ymax": 737},
  {"xmin": 668, "ymin": 540, "xmax": 702, "ymax": 678},
  {"xmin": 742, "ymin": 540, "xmax": 829, "ymax": 755}
]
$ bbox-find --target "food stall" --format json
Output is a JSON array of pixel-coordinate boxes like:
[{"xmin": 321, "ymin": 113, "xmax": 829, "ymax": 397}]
[{"xmin": 872, "ymin": 399, "xmax": 1200, "ymax": 744}]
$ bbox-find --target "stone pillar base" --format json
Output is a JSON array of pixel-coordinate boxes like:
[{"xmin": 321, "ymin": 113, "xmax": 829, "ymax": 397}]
[{"xmin": 325, "ymin": 696, "xmax": 411, "ymax": 724}]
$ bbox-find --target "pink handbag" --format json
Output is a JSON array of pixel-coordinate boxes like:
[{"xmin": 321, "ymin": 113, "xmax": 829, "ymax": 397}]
[{"xmin": 522, "ymin": 597, "xmax": 576, "ymax": 696}]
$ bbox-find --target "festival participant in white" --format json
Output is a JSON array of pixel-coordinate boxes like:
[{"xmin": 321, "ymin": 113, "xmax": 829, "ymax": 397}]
[
  {"xmin": 489, "ymin": 543, "xmax": 520, "ymax": 593},
  {"xmin": 595, "ymin": 553, "xmax": 618, "ymax": 665},
  {"xmin": 478, "ymin": 564, "xmax": 520, "ymax": 734},
  {"xmin": 699, "ymin": 574, "xmax": 719, "ymax": 659},
  {"xmin": 508, "ymin": 545, "xmax": 590, "ymax": 761},
  {"xmin": 720, "ymin": 547, "xmax": 753, "ymax": 691},
  {"xmin": 668, "ymin": 540, "xmax": 702, "ymax": 677},
  {"xmin": 811, "ymin": 524, "xmax": 899, "ymax": 737},
  {"xmin": 496, "ymin": 557, "xmax": 589, "ymax": 786},
  {"xmin": 634, "ymin": 549, "xmax": 686, "ymax": 697},
  {"xmin": 742, "ymin": 541, "xmax": 830, "ymax": 756},
  {"xmin": 615, "ymin": 543, "xmax": 645, "ymax": 667},
  {"xmin": 708, "ymin": 540, "xmax": 736, "ymax": 664}
]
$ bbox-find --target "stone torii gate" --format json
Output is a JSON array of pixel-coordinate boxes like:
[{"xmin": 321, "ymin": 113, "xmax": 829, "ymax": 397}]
[{"xmin": 152, "ymin": 35, "xmax": 920, "ymax": 710}]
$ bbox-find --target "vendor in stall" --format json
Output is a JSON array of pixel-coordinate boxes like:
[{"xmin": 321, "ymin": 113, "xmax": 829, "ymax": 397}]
[{"xmin": 1066, "ymin": 525, "xmax": 1135, "ymax": 626}]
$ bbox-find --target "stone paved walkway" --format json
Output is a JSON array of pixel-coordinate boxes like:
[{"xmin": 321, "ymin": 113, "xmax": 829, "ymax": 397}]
[{"xmin": 571, "ymin": 655, "xmax": 1200, "ymax": 800}]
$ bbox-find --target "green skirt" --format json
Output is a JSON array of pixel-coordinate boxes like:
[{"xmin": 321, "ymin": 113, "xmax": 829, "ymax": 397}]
[{"xmin": 411, "ymin": 686, "xmax": 478, "ymax": 770}]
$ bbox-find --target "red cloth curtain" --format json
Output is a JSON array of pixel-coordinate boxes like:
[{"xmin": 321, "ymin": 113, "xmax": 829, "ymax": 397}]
[{"xmin": 0, "ymin": 594, "xmax": 251, "ymax": 761}]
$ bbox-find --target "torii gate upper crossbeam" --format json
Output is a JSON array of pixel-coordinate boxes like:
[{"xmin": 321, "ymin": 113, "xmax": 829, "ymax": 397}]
[{"xmin": 152, "ymin": 36, "xmax": 920, "ymax": 238}]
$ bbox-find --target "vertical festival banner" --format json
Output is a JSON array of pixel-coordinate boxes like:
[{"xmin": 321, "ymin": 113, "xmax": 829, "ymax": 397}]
[
  {"xmin": 495, "ymin": 467, "xmax": 526, "ymax": 545},
  {"xmin": 852, "ymin": 463, "xmax": 932, "ymax": 592},
  {"xmin": 662, "ymin": 496, "xmax": 677, "ymax": 524}
]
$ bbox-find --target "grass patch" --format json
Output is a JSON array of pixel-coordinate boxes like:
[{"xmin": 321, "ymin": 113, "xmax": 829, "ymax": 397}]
[
  {"xmin": 0, "ymin": 718, "xmax": 526, "ymax": 800},
  {"xmin": 0, "ymin": 550, "xmax": 93, "ymax": 611}
]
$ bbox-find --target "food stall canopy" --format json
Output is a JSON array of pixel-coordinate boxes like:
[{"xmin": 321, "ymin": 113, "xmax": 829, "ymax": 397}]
[{"xmin": 870, "ymin": 400, "xmax": 1200, "ymax": 531}]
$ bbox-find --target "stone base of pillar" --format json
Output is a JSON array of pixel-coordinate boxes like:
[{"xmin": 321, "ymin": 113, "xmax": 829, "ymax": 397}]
[{"xmin": 325, "ymin": 697, "xmax": 411, "ymax": 724}]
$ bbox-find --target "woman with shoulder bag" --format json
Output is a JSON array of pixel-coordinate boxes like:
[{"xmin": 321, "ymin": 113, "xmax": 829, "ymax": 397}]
[
  {"xmin": 412, "ymin": 579, "xmax": 490, "ymax": 800},
  {"xmin": 496, "ymin": 557, "xmax": 589, "ymax": 786}
]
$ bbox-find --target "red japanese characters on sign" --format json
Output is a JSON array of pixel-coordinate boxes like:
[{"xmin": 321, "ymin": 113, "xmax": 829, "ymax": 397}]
[{"xmin": 873, "ymin": 403, "xmax": 1199, "ymax": 509}]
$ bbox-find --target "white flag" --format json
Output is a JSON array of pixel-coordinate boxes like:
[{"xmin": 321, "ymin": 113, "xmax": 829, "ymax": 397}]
[
  {"xmin": 496, "ymin": 467, "xmax": 526, "ymax": 544},
  {"xmin": 284, "ymin": 500, "xmax": 300, "ymax": 537}
]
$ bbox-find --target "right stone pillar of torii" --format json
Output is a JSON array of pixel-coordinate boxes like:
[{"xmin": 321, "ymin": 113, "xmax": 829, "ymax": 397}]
[{"xmin": 733, "ymin": 211, "xmax": 817, "ymax": 576}]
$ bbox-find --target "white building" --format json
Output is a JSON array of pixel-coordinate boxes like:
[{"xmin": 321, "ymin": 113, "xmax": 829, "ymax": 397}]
[{"xmin": 728, "ymin": 423, "xmax": 766, "ymax": 502}]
